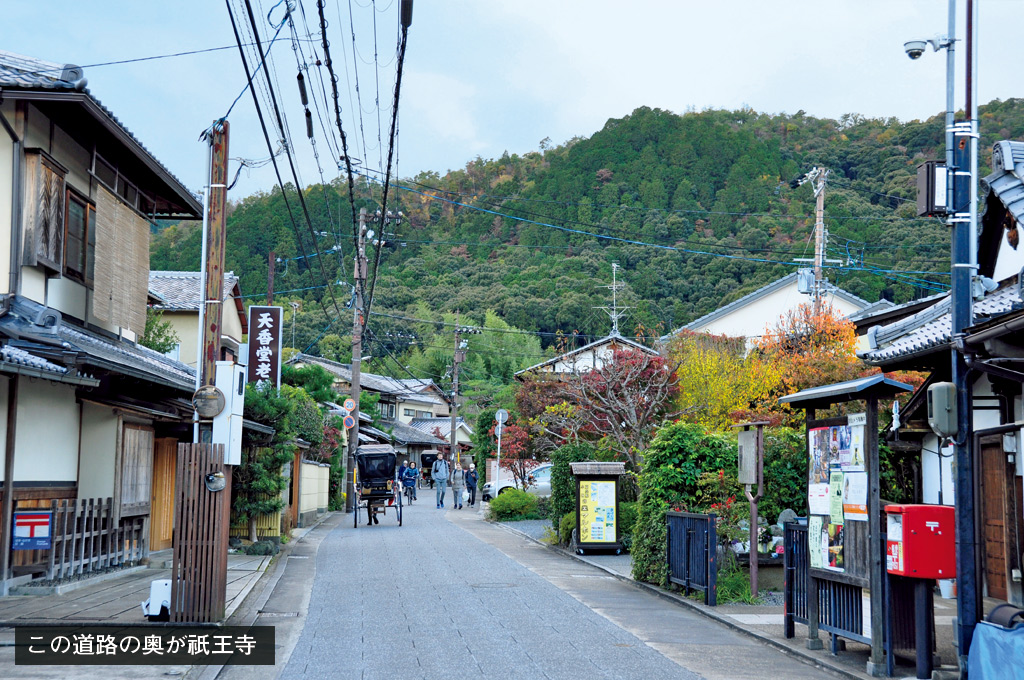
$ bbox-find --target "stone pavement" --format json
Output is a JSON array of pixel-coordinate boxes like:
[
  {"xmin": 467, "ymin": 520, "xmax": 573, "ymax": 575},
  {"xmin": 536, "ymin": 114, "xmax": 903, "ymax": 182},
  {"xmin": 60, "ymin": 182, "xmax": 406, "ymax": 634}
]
[{"xmin": 270, "ymin": 501, "xmax": 837, "ymax": 680}]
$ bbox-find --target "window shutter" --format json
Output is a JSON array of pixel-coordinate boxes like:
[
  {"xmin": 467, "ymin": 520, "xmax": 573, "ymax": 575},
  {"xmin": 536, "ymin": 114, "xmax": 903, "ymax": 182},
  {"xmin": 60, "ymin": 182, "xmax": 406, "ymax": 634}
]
[{"xmin": 21, "ymin": 150, "xmax": 66, "ymax": 273}]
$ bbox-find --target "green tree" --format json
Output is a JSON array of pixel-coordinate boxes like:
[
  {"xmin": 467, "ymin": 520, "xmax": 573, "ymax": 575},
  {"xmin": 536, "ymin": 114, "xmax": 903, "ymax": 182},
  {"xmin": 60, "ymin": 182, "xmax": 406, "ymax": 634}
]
[{"xmin": 139, "ymin": 308, "xmax": 180, "ymax": 354}]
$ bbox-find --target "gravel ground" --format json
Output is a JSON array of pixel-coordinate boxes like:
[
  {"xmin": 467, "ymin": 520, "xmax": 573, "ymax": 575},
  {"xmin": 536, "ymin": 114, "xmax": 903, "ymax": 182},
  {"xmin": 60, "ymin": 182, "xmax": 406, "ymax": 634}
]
[{"xmin": 499, "ymin": 518, "xmax": 552, "ymax": 541}]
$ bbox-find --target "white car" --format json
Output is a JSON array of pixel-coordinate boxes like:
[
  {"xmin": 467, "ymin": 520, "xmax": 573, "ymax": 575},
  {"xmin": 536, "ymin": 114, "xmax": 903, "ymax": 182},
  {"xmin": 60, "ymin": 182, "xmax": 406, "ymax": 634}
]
[{"xmin": 482, "ymin": 464, "xmax": 552, "ymax": 501}]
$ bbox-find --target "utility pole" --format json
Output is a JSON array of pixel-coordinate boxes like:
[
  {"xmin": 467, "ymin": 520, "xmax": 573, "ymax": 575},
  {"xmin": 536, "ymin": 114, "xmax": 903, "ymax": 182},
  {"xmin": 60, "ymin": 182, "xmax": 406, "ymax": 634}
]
[
  {"xmin": 267, "ymin": 251, "xmax": 275, "ymax": 304},
  {"xmin": 449, "ymin": 313, "xmax": 462, "ymax": 468},
  {"xmin": 200, "ymin": 119, "xmax": 229, "ymax": 430},
  {"xmin": 347, "ymin": 207, "xmax": 369, "ymax": 513},
  {"xmin": 793, "ymin": 167, "xmax": 838, "ymax": 310}
]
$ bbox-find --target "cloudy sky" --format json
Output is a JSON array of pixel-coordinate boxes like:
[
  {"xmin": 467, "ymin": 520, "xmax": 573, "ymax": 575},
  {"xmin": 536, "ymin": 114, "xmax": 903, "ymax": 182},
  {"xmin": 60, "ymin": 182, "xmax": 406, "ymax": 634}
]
[{"xmin": 5, "ymin": 1, "xmax": 1022, "ymax": 198}]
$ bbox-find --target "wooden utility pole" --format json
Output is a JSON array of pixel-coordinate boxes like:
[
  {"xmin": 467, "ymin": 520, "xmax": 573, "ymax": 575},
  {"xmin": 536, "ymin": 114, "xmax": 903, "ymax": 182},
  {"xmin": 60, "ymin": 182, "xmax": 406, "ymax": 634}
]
[
  {"xmin": 200, "ymin": 120, "xmax": 229, "ymax": 393},
  {"xmin": 267, "ymin": 250, "xmax": 275, "ymax": 304},
  {"xmin": 449, "ymin": 314, "xmax": 463, "ymax": 467},
  {"xmin": 347, "ymin": 208, "xmax": 368, "ymax": 513}
]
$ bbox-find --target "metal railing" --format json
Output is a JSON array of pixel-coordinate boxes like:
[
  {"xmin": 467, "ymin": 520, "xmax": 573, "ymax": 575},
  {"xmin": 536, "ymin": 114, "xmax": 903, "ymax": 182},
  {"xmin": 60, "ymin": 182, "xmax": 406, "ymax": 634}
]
[
  {"xmin": 783, "ymin": 520, "xmax": 808, "ymax": 637},
  {"xmin": 666, "ymin": 510, "xmax": 717, "ymax": 606}
]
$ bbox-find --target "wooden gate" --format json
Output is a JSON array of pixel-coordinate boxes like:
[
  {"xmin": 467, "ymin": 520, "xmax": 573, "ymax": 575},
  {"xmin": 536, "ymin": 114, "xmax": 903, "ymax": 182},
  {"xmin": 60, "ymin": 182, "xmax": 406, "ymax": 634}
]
[
  {"xmin": 171, "ymin": 443, "xmax": 230, "ymax": 622},
  {"xmin": 980, "ymin": 439, "xmax": 1009, "ymax": 600}
]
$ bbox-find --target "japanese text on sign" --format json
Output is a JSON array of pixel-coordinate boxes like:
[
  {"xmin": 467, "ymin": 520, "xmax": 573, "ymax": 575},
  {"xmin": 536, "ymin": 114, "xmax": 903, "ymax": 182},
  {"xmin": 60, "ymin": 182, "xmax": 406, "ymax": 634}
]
[
  {"xmin": 246, "ymin": 306, "xmax": 283, "ymax": 389},
  {"xmin": 15, "ymin": 626, "xmax": 275, "ymax": 665}
]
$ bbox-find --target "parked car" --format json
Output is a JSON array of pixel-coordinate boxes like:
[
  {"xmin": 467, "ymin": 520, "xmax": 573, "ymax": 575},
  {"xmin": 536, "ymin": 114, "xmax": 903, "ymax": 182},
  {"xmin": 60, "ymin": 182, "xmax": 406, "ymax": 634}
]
[{"xmin": 482, "ymin": 464, "xmax": 552, "ymax": 501}]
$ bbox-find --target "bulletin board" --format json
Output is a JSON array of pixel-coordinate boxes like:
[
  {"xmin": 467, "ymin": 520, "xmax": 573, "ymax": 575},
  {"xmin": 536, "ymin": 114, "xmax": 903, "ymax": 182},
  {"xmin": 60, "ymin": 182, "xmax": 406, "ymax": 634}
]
[{"xmin": 806, "ymin": 415, "xmax": 871, "ymax": 587}]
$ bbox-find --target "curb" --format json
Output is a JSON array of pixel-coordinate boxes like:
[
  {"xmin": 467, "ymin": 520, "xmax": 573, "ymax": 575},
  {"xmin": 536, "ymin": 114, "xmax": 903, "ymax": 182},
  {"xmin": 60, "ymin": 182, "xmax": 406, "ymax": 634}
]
[
  {"xmin": 493, "ymin": 520, "xmax": 872, "ymax": 680},
  {"xmin": 8, "ymin": 564, "xmax": 150, "ymax": 597}
]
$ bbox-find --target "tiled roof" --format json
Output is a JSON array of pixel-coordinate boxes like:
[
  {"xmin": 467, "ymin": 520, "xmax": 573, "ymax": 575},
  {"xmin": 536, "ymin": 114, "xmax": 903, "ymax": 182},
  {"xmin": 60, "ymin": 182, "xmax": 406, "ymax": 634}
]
[
  {"xmin": 0, "ymin": 295, "xmax": 196, "ymax": 391},
  {"xmin": 0, "ymin": 344, "xmax": 67, "ymax": 375},
  {"xmin": 661, "ymin": 272, "xmax": 873, "ymax": 340},
  {"xmin": 409, "ymin": 417, "xmax": 474, "ymax": 439},
  {"xmin": 291, "ymin": 354, "xmax": 444, "ymax": 403},
  {"xmin": 150, "ymin": 271, "xmax": 241, "ymax": 311},
  {"xmin": 514, "ymin": 333, "xmax": 657, "ymax": 376},
  {"xmin": 389, "ymin": 419, "xmax": 448, "ymax": 446},
  {"xmin": 0, "ymin": 50, "xmax": 200, "ymax": 217},
  {"xmin": 985, "ymin": 141, "xmax": 1024, "ymax": 228},
  {"xmin": 859, "ymin": 282, "xmax": 1022, "ymax": 365}
]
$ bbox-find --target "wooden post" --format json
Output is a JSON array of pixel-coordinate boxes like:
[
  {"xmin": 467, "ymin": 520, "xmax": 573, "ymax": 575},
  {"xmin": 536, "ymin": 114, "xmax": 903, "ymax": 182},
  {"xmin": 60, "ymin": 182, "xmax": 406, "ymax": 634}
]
[
  {"xmin": 0, "ymin": 375, "xmax": 18, "ymax": 596},
  {"xmin": 200, "ymin": 119, "xmax": 229, "ymax": 390},
  {"xmin": 734, "ymin": 421, "xmax": 767, "ymax": 598},
  {"xmin": 866, "ymin": 395, "xmax": 886, "ymax": 675},
  {"xmin": 804, "ymin": 407, "xmax": 823, "ymax": 650},
  {"xmin": 267, "ymin": 251, "xmax": 275, "ymax": 304}
]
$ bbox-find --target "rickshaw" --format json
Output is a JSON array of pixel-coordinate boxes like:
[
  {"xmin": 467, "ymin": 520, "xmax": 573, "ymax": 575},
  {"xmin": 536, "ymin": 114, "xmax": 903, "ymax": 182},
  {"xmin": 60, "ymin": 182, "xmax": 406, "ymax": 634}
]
[
  {"xmin": 418, "ymin": 451, "xmax": 439, "ymax": 489},
  {"xmin": 353, "ymin": 444, "xmax": 402, "ymax": 528}
]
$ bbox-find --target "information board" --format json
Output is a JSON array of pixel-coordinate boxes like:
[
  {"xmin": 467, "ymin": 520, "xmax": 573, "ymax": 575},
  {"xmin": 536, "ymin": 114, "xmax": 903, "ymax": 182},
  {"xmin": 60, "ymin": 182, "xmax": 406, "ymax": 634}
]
[{"xmin": 578, "ymin": 480, "xmax": 616, "ymax": 543}]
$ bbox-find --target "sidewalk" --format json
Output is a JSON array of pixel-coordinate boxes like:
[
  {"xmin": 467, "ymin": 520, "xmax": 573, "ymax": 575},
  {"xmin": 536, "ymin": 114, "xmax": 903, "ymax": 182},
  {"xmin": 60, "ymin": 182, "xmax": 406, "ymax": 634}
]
[{"xmin": 496, "ymin": 517, "xmax": 966, "ymax": 680}]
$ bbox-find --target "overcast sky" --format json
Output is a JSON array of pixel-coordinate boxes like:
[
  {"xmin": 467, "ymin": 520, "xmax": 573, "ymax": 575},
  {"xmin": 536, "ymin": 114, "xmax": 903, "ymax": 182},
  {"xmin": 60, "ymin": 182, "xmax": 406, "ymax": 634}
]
[{"xmin": 5, "ymin": 1, "xmax": 1023, "ymax": 199}]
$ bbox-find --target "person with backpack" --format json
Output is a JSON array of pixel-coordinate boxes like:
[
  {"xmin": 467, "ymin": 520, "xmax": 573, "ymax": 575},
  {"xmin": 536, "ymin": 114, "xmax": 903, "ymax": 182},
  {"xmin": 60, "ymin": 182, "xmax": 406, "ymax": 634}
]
[
  {"xmin": 432, "ymin": 451, "xmax": 451, "ymax": 509},
  {"xmin": 450, "ymin": 462, "xmax": 466, "ymax": 510}
]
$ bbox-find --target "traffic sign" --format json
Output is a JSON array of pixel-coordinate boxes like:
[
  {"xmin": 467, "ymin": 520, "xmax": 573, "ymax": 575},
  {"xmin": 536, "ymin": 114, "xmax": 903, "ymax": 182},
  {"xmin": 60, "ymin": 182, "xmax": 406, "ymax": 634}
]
[
  {"xmin": 495, "ymin": 408, "xmax": 509, "ymax": 424},
  {"xmin": 495, "ymin": 423, "xmax": 504, "ymax": 437},
  {"xmin": 343, "ymin": 397, "xmax": 356, "ymax": 411},
  {"xmin": 343, "ymin": 414, "xmax": 356, "ymax": 429}
]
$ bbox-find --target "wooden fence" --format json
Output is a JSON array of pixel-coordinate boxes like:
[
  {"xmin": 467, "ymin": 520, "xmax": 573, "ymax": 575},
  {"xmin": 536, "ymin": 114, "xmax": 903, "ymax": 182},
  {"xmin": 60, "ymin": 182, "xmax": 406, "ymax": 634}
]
[
  {"xmin": 171, "ymin": 443, "xmax": 229, "ymax": 623},
  {"xmin": 12, "ymin": 497, "xmax": 147, "ymax": 581}
]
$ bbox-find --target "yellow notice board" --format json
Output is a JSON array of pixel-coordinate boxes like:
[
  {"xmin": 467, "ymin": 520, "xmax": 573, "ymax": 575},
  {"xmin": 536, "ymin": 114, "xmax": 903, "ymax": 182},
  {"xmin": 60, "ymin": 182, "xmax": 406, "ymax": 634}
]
[{"xmin": 578, "ymin": 480, "xmax": 616, "ymax": 543}]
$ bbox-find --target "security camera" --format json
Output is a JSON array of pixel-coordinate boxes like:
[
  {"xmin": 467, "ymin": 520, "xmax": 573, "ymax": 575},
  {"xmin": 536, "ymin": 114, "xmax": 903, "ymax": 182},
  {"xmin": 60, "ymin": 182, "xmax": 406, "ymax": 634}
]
[{"xmin": 904, "ymin": 40, "xmax": 928, "ymax": 59}]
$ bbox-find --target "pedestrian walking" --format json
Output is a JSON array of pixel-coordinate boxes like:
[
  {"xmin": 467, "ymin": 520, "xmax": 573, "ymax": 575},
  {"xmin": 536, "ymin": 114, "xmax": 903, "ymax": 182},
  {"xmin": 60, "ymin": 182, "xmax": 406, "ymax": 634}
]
[
  {"xmin": 432, "ymin": 452, "xmax": 451, "ymax": 509},
  {"xmin": 465, "ymin": 463, "xmax": 478, "ymax": 507},
  {"xmin": 398, "ymin": 459, "xmax": 408, "ymax": 484},
  {"xmin": 451, "ymin": 463, "xmax": 466, "ymax": 510}
]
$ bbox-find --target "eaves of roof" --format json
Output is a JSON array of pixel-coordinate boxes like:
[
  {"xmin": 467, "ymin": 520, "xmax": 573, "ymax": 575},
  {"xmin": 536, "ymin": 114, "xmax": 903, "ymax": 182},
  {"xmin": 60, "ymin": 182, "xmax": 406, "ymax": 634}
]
[
  {"xmin": 0, "ymin": 54, "xmax": 201, "ymax": 218},
  {"xmin": 514, "ymin": 333, "xmax": 657, "ymax": 376}
]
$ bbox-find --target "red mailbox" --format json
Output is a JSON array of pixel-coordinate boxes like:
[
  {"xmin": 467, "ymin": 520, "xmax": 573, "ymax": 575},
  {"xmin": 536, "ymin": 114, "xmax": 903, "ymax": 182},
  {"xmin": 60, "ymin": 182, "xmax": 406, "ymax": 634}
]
[{"xmin": 885, "ymin": 504, "xmax": 956, "ymax": 579}]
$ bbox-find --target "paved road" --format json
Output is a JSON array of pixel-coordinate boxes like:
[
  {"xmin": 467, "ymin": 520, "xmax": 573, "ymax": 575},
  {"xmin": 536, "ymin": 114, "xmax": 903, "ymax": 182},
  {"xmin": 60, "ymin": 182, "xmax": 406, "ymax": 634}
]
[{"xmin": 273, "ymin": 503, "xmax": 835, "ymax": 680}]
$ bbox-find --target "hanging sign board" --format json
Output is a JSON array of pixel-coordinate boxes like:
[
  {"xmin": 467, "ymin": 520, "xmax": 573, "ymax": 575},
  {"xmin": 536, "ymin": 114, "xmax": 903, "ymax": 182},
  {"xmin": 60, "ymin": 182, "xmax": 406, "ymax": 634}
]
[{"xmin": 246, "ymin": 306, "xmax": 283, "ymax": 389}]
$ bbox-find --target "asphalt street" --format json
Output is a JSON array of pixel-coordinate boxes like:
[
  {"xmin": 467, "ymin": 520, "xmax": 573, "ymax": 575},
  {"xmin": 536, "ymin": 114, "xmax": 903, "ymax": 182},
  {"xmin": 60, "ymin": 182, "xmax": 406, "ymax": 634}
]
[{"xmin": 259, "ymin": 499, "xmax": 839, "ymax": 680}]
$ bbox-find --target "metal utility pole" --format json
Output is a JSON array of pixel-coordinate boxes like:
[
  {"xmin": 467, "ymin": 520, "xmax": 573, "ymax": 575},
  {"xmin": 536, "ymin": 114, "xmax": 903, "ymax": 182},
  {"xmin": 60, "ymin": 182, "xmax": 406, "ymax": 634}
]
[
  {"xmin": 267, "ymin": 251, "xmax": 275, "ymax": 304},
  {"xmin": 347, "ymin": 207, "xmax": 369, "ymax": 513},
  {"xmin": 595, "ymin": 263, "xmax": 628, "ymax": 336},
  {"xmin": 952, "ymin": 0, "xmax": 980, "ymax": 668}
]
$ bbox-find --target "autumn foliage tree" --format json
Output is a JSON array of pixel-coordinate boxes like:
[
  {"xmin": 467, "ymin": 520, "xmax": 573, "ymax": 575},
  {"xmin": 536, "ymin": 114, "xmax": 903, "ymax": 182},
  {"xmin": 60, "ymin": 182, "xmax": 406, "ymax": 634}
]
[
  {"xmin": 669, "ymin": 331, "xmax": 781, "ymax": 431},
  {"xmin": 756, "ymin": 302, "xmax": 868, "ymax": 396},
  {"xmin": 545, "ymin": 349, "xmax": 680, "ymax": 471}
]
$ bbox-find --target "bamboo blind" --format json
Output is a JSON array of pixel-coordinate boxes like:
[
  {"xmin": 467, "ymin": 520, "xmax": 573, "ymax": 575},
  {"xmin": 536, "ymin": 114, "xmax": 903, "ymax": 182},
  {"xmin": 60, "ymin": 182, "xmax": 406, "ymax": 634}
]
[{"xmin": 94, "ymin": 185, "xmax": 148, "ymax": 334}]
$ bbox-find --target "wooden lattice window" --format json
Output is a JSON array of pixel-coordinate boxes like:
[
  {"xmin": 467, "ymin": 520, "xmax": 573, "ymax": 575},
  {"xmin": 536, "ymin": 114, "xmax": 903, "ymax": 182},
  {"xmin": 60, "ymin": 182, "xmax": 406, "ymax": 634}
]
[{"xmin": 64, "ymin": 190, "xmax": 96, "ymax": 284}]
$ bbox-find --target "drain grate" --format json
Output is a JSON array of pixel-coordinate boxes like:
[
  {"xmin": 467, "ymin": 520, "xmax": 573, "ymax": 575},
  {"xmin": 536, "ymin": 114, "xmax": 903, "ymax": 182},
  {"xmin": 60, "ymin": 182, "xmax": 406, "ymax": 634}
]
[
  {"xmin": 470, "ymin": 583, "xmax": 518, "ymax": 589},
  {"xmin": 258, "ymin": 611, "xmax": 300, "ymax": 618}
]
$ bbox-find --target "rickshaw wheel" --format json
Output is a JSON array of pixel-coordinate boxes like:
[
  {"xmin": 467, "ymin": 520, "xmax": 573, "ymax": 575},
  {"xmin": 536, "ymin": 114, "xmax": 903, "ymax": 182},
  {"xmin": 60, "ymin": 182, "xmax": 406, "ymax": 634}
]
[{"xmin": 353, "ymin": 500, "xmax": 359, "ymax": 528}]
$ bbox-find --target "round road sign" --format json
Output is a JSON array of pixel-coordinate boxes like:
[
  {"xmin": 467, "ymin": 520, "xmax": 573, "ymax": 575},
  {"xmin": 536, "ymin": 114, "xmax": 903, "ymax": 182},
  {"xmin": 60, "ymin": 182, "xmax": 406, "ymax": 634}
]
[
  {"xmin": 343, "ymin": 414, "xmax": 356, "ymax": 429},
  {"xmin": 343, "ymin": 397, "xmax": 356, "ymax": 411},
  {"xmin": 495, "ymin": 408, "xmax": 509, "ymax": 424}
]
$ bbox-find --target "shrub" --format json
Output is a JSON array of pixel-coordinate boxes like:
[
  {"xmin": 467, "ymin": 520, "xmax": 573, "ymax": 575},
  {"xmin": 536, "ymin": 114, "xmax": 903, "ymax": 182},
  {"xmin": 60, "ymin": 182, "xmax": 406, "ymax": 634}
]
[
  {"xmin": 243, "ymin": 539, "xmax": 280, "ymax": 556},
  {"xmin": 559, "ymin": 511, "xmax": 575, "ymax": 545},
  {"xmin": 488, "ymin": 489, "xmax": 539, "ymax": 521},
  {"xmin": 619, "ymin": 501, "xmax": 638, "ymax": 536},
  {"xmin": 549, "ymin": 443, "xmax": 594, "ymax": 530},
  {"xmin": 534, "ymin": 495, "xmax": 552, "ymax": 520},
  {"xmin": 761, "ymin": 427, "xmax": 808, "ymax": 522},
  {"xmin": 631, "ymin": 422, "xmax": 735, "ymax": 585}
]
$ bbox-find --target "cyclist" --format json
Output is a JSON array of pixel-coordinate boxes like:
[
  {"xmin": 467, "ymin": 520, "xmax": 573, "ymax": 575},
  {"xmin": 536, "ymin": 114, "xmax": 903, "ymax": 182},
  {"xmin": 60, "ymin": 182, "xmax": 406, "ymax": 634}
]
[{"xmin": 402, "ymin": 461, "xmax": 418, "ymax": 502}]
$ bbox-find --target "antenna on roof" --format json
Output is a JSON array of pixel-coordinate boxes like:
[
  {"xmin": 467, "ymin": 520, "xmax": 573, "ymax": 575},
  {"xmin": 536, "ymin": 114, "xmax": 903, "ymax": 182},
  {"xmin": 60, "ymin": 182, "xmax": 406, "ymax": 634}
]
[{"xmin": 595, "ymin": 263, "xmax": 629, "ymax": 336}]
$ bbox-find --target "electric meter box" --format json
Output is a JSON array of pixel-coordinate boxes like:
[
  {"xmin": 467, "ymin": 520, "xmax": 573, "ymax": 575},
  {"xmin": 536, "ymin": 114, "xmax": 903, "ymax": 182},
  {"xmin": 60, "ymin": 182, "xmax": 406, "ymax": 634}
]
[
  {"xmin": 927, "ymin": 382, "xmax": 958, "ymax": 437},
  {"xmin": 916, "ymin": 160, "xmax": 948, "ymax": 217},
  {"xmin": 885, "ymin": 504, "xmax": 956, "ymax": 579}
]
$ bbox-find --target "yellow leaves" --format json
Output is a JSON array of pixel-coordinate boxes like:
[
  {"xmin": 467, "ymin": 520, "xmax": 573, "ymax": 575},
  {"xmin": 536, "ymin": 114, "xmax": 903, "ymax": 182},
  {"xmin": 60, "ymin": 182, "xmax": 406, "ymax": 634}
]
[{"xmin": 669, "ymin": 332, "xmax": 782, "ymax": 432}]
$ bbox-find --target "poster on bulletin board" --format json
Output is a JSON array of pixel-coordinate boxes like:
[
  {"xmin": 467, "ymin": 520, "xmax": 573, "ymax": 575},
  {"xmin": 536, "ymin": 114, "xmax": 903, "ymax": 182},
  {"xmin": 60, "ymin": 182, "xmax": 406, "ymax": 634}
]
[{"xmin": 578, "ymin": 480, "xmax": 616, "ymax": 543}]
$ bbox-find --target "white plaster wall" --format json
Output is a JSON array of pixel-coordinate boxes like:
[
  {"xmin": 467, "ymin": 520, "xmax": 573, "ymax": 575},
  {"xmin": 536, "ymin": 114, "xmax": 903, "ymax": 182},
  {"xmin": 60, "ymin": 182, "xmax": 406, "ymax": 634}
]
[
  {"xmin": 693, "ymin": 280, "xmax": 866, "ymax": 342},
  {"xmin": 15, "ymin": 380, "xmax": 79, "ymax": 482},
  {"xmin": 21, "ymin": 266, "xmax": 46, "ymax": 304},
  {"xmin": 0, "ymin": 119, "xmax": 13, "ymax": 295},
  {"xmin": 397, "ymin": 396, "xmax": 442, "ymax": 424},
  {"xmin": 0, "ymin": 377, "xmax": 8, "ymax": 483},
  {"xmin": 920, "ymin": 432, "xmax": 955, "ymax": 506},
  {"xmin": 51, "ymin": 125, "xmax": 91, "ymax": 196},
  {"xmin": 164, "ymin": 312, "xmax": 198, "ymax": 369},
  {"xmin": 223, "ymin": 304, "xmax": 244, "ymax": 345},
  {"xmin": 24, "ymin": 105, "xmax": 49, "ymax": 150},
  {"xmin": 77, "ymin": 402, "xmax": 118, "ymax": 499},
  {"xmin": 47, "ymin": 276, "xmax": 87, "ymax": 320},
  {"xmin": 299, "ymin": 461, "xmax": 324, "ymax": 516}
]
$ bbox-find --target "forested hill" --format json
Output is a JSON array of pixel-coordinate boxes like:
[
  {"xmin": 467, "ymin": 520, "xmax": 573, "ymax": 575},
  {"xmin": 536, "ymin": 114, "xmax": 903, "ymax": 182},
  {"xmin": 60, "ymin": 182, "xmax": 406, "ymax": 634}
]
[{"xmin": 151, "ymin": 99, "xmax": 1024, "ymax": 356}]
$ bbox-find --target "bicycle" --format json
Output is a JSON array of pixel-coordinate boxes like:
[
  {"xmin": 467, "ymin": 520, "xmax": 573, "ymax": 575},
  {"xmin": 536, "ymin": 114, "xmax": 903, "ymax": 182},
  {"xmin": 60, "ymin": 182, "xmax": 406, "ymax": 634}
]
[{"xmin": 404, "ymin": 483, "xmax": 415, "ymax": 505}]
